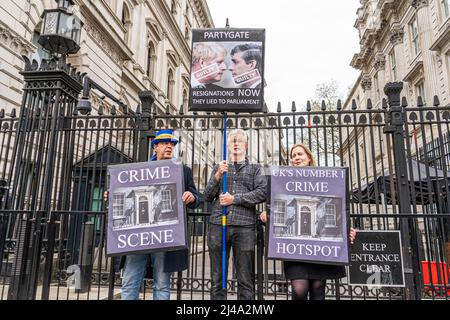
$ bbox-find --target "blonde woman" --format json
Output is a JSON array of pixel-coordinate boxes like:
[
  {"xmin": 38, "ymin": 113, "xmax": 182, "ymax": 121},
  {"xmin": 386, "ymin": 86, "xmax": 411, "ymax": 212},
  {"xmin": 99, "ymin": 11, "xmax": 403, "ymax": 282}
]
[{"xmin": 261, "ymin": 143, "xmax": 356, "ymax": 300}]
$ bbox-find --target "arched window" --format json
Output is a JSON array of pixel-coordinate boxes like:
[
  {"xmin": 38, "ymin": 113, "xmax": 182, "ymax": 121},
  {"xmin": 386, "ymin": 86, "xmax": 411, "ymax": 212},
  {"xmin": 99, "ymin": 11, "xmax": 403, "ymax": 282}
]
[
  {"xmin": 185, "ymin": 26, "xmax": 190, "ymax": 41},
  {"xmin": 147, "ymin": 42, "xmax": 155, "ymax": 78},
  {"xmin": 167, "ymin": 69, "xmax": 174, "ymax": 103},
  {"xmin": 171, "ymin": 0, "xmax": 177, "ymax": 14},
  {"xmin": 122, "ymin": 3, "xmax": 131, "ymax": 44},
  {"xmin": 182, "ymin": 89, "xmax": 188, "ymax": 113}
]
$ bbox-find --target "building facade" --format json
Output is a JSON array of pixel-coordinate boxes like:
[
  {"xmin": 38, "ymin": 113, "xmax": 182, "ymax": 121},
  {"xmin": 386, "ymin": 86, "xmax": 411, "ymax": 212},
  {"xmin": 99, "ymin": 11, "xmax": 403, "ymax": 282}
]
[
  {"xmin": 346, "ymin": 0, "xmax": 449, "ymax": 110},
  {"xmin": 343, "ymin": 0, "xmax": 450, "ymax": 187},
  {"xmin": 0, "ymin": 0, "xmax": 214, "ymax": 114}
]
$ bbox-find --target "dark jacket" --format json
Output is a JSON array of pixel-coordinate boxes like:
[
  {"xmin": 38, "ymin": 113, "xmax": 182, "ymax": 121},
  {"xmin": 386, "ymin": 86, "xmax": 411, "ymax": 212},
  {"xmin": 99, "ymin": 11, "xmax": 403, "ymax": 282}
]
[
  {"xmin": 163, "ymin": 164, "xmax": 200, "ymax": 272},
  {"xmin": 119, "ymin": 164, "xmax": 200, "ymax": 274},
  {"xmin": 204, "ymin": 159, "xmax": 267, "ymax": 226}
]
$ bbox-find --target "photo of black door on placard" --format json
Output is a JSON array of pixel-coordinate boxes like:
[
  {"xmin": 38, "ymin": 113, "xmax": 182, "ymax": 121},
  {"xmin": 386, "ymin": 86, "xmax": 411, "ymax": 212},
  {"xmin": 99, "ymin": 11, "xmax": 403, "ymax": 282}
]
[
  {"xmin": 138, "ymin": 195, "xmax": 150, "ymax": 225},
  {"xmin": 301, "ymin": 207, "xmax": 311, "ymax": 236}
]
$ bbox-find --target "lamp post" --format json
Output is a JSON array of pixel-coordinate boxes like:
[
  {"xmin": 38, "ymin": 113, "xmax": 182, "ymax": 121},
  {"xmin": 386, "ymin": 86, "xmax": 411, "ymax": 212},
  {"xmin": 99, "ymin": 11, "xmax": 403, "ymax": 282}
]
[
  {"xmin": 38, "ymin": 0, "xmax": 83, "ymax": 56},
  {"xmin": 7, "ymin": 0, "xmax": 84, "ymax": 300}
]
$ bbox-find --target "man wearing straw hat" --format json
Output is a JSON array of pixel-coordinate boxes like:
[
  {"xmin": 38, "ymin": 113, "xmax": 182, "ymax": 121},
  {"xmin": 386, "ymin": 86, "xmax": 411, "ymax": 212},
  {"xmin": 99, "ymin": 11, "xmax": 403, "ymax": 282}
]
[{"xmin": 119, "ymin": 129, "xmax": 200, "ymax": 300}]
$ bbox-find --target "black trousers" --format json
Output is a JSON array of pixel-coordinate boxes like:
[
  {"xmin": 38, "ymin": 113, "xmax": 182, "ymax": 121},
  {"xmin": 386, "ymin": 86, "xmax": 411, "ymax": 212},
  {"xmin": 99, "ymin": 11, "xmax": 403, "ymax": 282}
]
[{"xmin": 207, "ymin": 223, "xmax": 256, "ymax": 300}]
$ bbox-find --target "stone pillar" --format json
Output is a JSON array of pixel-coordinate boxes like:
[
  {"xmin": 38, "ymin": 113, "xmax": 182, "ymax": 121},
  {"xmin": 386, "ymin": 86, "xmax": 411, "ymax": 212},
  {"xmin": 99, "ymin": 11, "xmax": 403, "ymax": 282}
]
[
  {"xmin": 412, "ymin": 0, "xmax": 439, "ymax": 104},
  {"xmin": 389, "ymin": 23, "xmax": 405, "ymax": 81}
]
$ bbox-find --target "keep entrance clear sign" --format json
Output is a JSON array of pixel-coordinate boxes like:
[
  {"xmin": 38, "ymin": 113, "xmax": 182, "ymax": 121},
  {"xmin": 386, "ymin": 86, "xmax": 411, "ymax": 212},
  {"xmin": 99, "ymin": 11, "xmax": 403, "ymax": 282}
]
[{"xmin": 348, "ymin": 230, "xmax": 405, "ymax": 287}]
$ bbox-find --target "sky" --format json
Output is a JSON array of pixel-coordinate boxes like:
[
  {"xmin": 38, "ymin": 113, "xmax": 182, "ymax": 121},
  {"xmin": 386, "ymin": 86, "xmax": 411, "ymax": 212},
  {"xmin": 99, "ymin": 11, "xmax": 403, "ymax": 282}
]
[{"xmin": 206, "ymin": 0, "xmax": 362, "ymax": 112}]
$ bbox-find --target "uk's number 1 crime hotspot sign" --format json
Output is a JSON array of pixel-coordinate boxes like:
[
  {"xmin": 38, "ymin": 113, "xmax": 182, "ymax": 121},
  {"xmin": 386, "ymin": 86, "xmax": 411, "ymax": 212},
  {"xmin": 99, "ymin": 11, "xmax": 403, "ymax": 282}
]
[
  {"xmin": 267, "ymin": 166, "xmax": 350, "ymax": 265},
  {"xmin": 106, "ymin": 160, "xmax": 187, "ymax": 257},
  {"xmin": 189, "ymin": 28, "xmax": 265, "ymax": 113}
]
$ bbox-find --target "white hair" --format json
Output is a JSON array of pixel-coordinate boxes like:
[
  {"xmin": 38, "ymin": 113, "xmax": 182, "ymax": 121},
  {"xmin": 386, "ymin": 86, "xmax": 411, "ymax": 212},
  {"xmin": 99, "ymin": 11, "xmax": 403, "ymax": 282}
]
[{"xmin": 227, "ymin": 129, "xmax": 248, "ymax": 144}]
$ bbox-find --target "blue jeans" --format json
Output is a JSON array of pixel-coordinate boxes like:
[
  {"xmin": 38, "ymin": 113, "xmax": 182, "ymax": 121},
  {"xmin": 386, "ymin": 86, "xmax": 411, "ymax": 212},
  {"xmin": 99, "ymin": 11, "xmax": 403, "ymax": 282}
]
[
  {"xmin": 121, "ymin": 252, "xmax": 171, "ymax": 300},
  {"xmin": 207, "ymin": 223, "xmax": 256, "ymax": 300}
]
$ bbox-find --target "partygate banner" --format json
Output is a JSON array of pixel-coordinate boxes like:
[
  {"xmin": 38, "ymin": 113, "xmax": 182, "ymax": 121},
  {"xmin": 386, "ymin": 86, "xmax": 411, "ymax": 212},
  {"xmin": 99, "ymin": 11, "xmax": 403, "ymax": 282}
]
[
  {"xmin": 348, "ymin": 230, "xmax": 405, "ymax": 287},
  {"xmin": 267, "ymin": 166, "xmax": 350, "ymax": 265},
  {"xmin": 189, "ymin": 28, "xmax": 265, "ymax": 113},
  {"xmin": 106, "ymin": 160, "xmax": 186, "ymax": 256}
]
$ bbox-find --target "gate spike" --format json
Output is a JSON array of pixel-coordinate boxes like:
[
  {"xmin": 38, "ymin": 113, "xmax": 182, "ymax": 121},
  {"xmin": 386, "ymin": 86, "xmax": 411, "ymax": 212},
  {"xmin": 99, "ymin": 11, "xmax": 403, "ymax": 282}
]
[
  {"xmin": 433, "ymin": 95, "xmax": 440, "ymax": 107},
  {"xmin": 291, "ymin": 101, "xmax": 296, "ymax": 112},
  {"xmin": 402, "ymin": 97, "xmax": 408, "ymax": 108},
  {"xmin": 417, "ymin": 96, "xmax": 424, "ymax": 107},
  {"xmin": 336, "ymin": 99, "xmax": 342, "ymax": 111},
  {"xmin": 277, "ymin": 102, "xmax": 281, "ymax": 113},
  {"xmin": 321, "ymin": 100, "xmax": 326, "ymax": 111},
  {"xmin": 401, "ymin": 96, "xmax": 408, "ymax": 108},
  {"xmin": 165, "ymin": 105, "xmax": 170, "ymax": 115},
  {"xmin": 306, "ymin": 101, "xmax": 311, "ymax": 112},
  {"xmin": 382, "ymin": 98, "xmax": 388, "ymax": 109},
  {"xmin": 0, "ymin": 109, "xmax": 4, "ymax": 118},
  {"xmin": 263, "ymin": 102, "xmax": 268, "ymax": 113},
  {"xmin": 111, "ymin": 105, "xmax": 117, "ymax": 115},
  {"xmin": 366, "ymin": 98, "xmax": 373, "ymax": 110},
  {"xmin": 10, "ymin": 109, "xmax": 16, "ymax": 118},
  {"xmin": 98, "ymin": 104, "xmax": 104, "ymax": 115},
  {"xmin": 351, "ymin": 99, "xmax": 357, "ymax": 110},
  {"xmin": 136, "ymin": 105, "xmax": 141, "ymax": 114},
  {"xmin": 179, "ymin": 104, "xmax": 184, "ymax": 115}
]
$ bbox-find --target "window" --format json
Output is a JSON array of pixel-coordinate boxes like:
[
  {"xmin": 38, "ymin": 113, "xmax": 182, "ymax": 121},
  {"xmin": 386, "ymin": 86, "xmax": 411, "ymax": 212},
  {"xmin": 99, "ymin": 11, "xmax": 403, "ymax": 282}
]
[
  {"xmin": 442, "ymin": 0, "xmax": 449, "ymax": 18},
  {"xmin": 122, "ymin": 3, "xmax": 131, "ymax": 44},
  {"xmin": 167, "ymin": 68, "xmax": 174, "ymax": 102},
  {"xmin": 182, "ymin": 89, "xmax": 188, "ymax": 113},
  {"xmin": 185, "ymin": 26, "xmax": 190, "ymax": 41},
  {"xmin": 410, "ymin": 18, "xmax": 421, "ymax": 56},
  {"xmin": 171, "ymin": 0, "xmax": 177, "ymax": 14},
  {"xmin": 113, "ymin": 193, "xmax": 125, "ymax": 217},
  {"xmin": 390, "ymin": 51, "xmax": 397, "ymax": 81},
  {"xmin": 90, "ymin": 187, "xmax": 104, "ymax": 212},
  {"xmin": 90, "ymin": 187, "xmax": 104, "ymax": 232},
  {"xmin": 274, "ymin": 200, "xmax": 286, "ymax": 225},
  {"xmin": 416, "ymin": 80, "xmax": 426, "ymax": 104},
  {"xmin": 146, "ymin": 43, "xmax": 155, "ymax": 78},
  {"xmin": 374, "ymin": 73, "xmax": 380, "ymax": 101},
  {"xmin": 325, "ymin": 204, "xmax": 336, "ymax": 227},
  {"xmin": 161, "ymin": 190, "xmax": 172, "ymax": 212}
]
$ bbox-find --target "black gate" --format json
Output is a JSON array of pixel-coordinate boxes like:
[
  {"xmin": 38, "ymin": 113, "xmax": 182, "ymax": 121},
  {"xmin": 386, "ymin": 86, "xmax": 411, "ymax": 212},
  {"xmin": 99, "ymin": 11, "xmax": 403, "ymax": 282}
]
[{"xmin": 0, "ymin": 58, "xmax": 449, "ymax": 300}]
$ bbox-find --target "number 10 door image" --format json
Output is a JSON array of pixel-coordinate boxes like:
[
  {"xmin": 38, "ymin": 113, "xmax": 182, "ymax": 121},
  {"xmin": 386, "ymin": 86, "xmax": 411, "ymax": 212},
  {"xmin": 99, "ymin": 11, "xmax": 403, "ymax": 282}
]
[
  {"xmin": 112, "ymin": 183, "xmax": 178, "ymax": 231},
  {"xmin": 272, "ymin": 195, "xmax": 343, "ymax": 242}
]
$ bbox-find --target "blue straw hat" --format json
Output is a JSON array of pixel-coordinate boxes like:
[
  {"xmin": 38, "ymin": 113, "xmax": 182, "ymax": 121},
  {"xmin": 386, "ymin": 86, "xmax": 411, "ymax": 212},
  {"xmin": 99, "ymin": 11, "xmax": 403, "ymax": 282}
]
[{"xmin": 151, "ymin": 129, "xmax": 179, "ymax": 149}]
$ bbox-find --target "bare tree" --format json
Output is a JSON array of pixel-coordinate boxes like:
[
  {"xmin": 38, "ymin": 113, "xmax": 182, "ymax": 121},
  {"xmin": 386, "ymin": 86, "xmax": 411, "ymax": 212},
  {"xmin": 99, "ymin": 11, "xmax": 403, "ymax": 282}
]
[{"xmin": 298, "ymin": 80, "xmax": 343, "ymax": 166}]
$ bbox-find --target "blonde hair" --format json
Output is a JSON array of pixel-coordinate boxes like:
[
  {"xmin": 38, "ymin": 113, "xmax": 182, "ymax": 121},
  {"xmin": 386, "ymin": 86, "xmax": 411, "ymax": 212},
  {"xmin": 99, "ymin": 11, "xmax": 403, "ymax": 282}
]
[
  {"xmin": 192, "ymin": 42, "xmax": 226, "ymax": 66},
  {"xmin": 290, "ymin": 143, "xmax": 316, "ymax": 166}
]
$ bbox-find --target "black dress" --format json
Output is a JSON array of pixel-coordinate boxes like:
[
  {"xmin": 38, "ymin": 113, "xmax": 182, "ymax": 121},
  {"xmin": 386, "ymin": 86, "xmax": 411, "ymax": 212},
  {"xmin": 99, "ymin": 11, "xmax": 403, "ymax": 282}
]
[{"xmin": 284, "ymin": 261, "xmax": 346, "ymax": 280}]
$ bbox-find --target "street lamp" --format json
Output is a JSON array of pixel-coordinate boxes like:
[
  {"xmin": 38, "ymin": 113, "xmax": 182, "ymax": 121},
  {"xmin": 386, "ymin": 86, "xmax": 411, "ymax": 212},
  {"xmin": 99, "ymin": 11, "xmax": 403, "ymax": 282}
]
[{"xmin": 38, "ymin": 0, "xmax": 83, "ymax": 56}]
